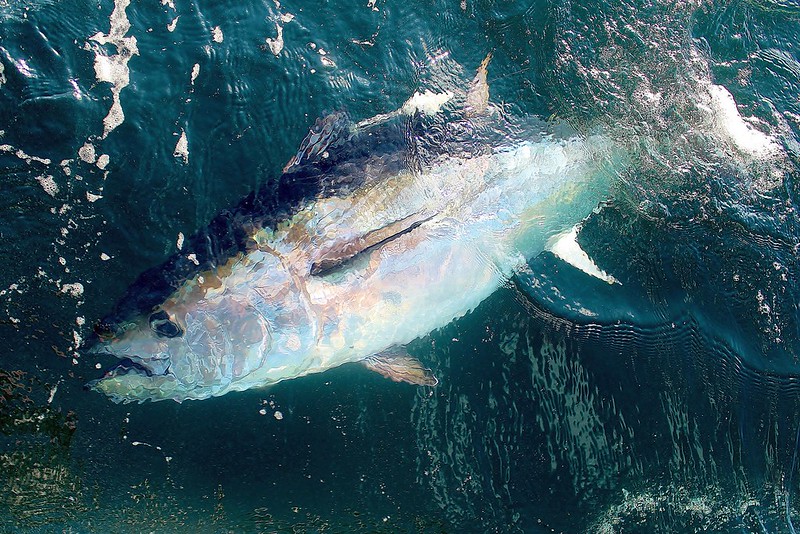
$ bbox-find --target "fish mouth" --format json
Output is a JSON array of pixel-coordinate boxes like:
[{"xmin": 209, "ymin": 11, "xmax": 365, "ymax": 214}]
[
  {"xmin": 84, "ymin": 356, "xmax": 157, "ymax": 393},
  {"xmin": 84, "ymin": 355, "xmax": 181, "ymax": 405},
  {"xmin": 104, "ymin": 357, "xmax": 155, "ymax": 377}
]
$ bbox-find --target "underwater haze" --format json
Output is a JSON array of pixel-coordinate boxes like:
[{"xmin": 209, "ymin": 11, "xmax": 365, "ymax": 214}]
[{"xmin": 1, "ymin": 0, "xmax": 800, "ymax": 531}]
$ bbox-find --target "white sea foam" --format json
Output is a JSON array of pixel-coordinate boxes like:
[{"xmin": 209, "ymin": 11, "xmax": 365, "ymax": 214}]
[
  {"xmin": 60, "ymin": 282, "xmax": 84, "ymax": 297},
  {"xmin": 36, "ymin": 175, "xmax": 59, "ymax": 196},
  {"xmin": 97, "ymin": 154, "xmax": 110, "ymax": 169},
  {"xmin": 174, "ymin": 129, "xmax": 189, "ymax": 163},
  {"xmin": 266, "ymin": 22, "xmax": 284, "ymax": 56},
  {"xmin": 1, "ymin": 144, "xmax": 51, "ymax": 165},
  {"xmin": 356, "ymin": 90, "xmax": 453, "ymax": 130},
  {"xmin": 401, "ymin": 90, "xmax": 453, "ymax": 116},
  {"xmin": 78, "ymin": 142, "xmax": 96, "ymax": 164},
  {"xmin": 702, "ymin": 83, "xmax": 780, "ymax": 159},
  {"xmin": 14, "ymin": 59, "xmax": 33, "ymax": 78},
  {"xmin": 90, "ymin": 0, "xmax": 139, "ymax": 138}
]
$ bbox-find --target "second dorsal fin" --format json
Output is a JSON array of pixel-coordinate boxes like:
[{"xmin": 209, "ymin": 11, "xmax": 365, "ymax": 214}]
[{"xmin": 465, "ymin": 52, "xmax": 492, "ymax": 118}]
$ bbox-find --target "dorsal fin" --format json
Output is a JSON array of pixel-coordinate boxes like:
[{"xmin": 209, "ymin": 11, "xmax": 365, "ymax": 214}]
[
  {"xmin": 355, "ymin": 53, "xmax": 493, "ymax": 131},
  {"xmin": 283, "ymin": 111, "xmax": 352, "ymax": 173}
]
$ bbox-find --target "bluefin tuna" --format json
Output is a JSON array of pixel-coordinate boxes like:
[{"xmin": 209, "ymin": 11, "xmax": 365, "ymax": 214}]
[{"xmin": 88, "ymin": 56, "xmax": 621, "ymax": 403}]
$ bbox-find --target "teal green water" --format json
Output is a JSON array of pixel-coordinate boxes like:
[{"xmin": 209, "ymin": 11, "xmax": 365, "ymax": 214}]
[{"xmin": 1, "ymin": 0, "xmax": 800, "ymax": 531}]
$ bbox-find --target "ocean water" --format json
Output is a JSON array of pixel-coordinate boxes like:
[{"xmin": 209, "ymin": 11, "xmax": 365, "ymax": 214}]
[{"xmin": 1, "ymin": 0, "xmax": 799, "ymax": 531}]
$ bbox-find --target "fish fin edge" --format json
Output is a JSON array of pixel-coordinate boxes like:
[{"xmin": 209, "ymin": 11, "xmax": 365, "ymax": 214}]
[
  {"xmin": 546, "ymin": 224, "xmax": 620, "ymax": 285},
  {"xmin": 283, "ymin": 111, "xmax": 353, "ymax": 173}
]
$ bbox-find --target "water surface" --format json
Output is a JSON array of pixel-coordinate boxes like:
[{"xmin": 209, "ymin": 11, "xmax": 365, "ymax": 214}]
[{"xmin": 1, "ymin": 0, "xmax": 799, "ymax": 531}]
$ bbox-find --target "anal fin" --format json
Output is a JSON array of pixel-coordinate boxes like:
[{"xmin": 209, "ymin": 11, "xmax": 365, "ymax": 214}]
[{"xmin": 362, "ymin": 346, "xmax": 438, "ymax": 386}]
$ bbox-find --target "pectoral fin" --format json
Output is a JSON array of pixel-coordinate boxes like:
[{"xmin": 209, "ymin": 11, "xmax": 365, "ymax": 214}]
[
  {"xmin": 311, "ymin": 212, "xmax": 433, "ymax": 276},
  {"xmin": 362, "ymin": 346, "xmax": 438, "ymax": 386}
]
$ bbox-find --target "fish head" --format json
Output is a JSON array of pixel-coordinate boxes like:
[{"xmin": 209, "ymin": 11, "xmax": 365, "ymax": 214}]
[{"xmin": 88, "ymin": 250, "xmax": 313, "ymax": 403}]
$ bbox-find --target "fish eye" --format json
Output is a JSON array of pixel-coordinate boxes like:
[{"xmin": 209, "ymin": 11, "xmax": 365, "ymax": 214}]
[{"xmin": 149, "ymin": 310, "xmax": 184, "ymax": 338}]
